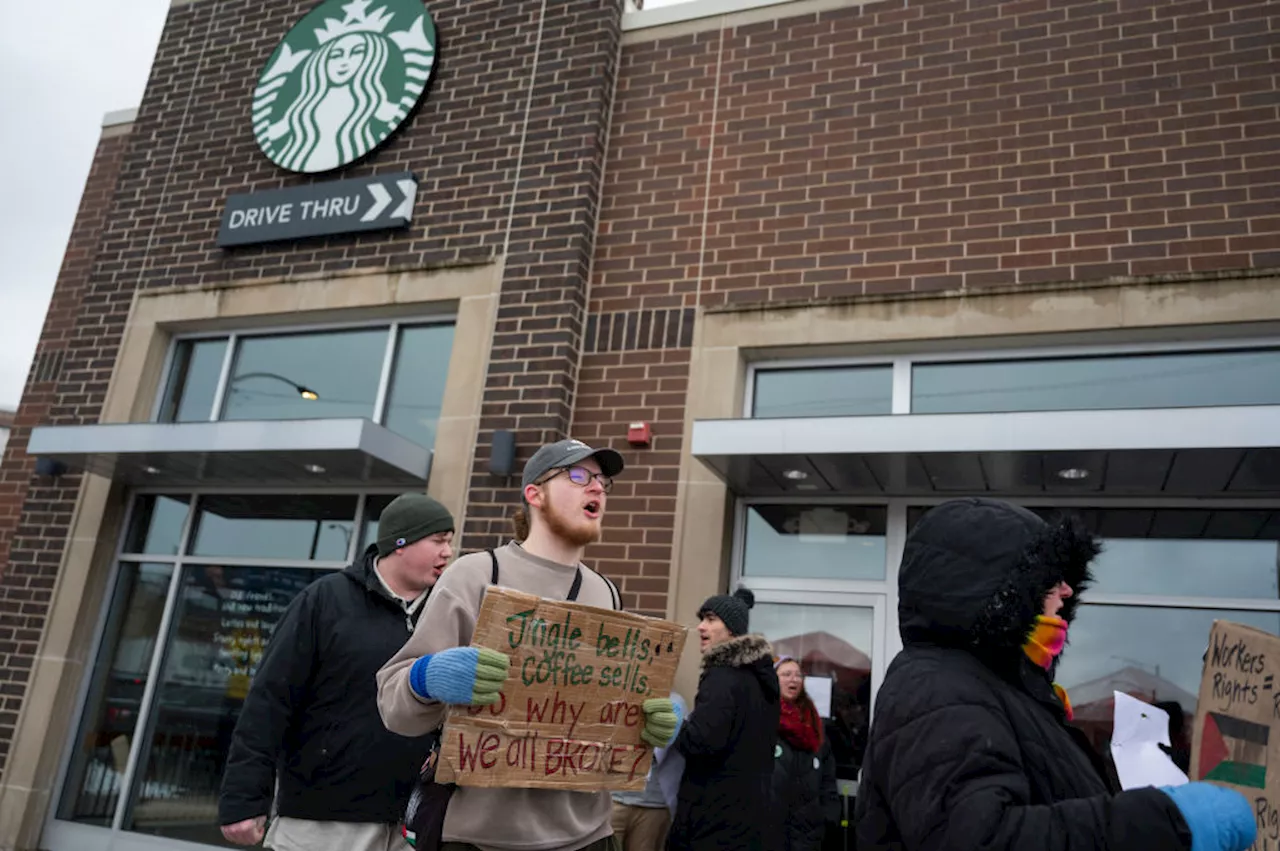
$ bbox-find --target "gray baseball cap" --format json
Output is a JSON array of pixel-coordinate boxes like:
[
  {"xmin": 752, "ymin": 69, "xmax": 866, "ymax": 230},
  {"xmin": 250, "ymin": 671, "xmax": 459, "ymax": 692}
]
[{"xmin": 521, "ymin": 438, "xmax": 625, "ymax": 489}]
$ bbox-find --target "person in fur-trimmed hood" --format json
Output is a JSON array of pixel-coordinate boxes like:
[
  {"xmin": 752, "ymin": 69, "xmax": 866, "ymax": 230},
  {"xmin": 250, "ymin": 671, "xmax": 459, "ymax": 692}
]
[
  {"xmin": 854, "ymin": 497, "xmax": 1255, "ymax": 851},
  {"xmin": 667, "ymin": 587, "xmax": 780, "ymax": 851}
]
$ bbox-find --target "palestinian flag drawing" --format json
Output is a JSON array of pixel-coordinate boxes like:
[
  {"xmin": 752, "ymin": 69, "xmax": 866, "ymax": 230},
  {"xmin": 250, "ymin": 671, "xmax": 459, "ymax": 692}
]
[{"xmin": 1199, "ymin": 711, "xmax": 1269, "ymax": 789}]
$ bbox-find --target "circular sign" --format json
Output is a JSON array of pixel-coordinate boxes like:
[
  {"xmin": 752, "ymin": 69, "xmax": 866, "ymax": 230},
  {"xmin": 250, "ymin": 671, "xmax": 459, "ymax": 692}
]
[{"xmin": 252, "ymin": 0, "xmax": 437, "ymax": 174}]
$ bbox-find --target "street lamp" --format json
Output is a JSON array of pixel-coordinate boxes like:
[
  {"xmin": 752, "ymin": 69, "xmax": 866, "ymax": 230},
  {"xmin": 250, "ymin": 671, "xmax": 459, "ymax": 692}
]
[{"xmin": 231, "ymin": 371, "xmax": 319, "ymax": 400}]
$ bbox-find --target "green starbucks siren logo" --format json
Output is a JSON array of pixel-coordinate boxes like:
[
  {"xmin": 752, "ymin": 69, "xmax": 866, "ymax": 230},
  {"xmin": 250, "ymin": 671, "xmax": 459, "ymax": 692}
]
[{"xmin": 253, "ymin": 0, "xmax": 437, "ymax": 173}]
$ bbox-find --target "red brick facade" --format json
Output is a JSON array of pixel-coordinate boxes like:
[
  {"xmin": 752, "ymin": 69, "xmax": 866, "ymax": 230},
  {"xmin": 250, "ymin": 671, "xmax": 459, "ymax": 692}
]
[
  {"xmin": 0, "ymin": 128, "xmax": 132, "ymax": 767},
  {"xmin": 2, "ymin": 0, "xmax": 1279, "ymax": 797},
  {"xmin": 585, "ymin": 0, "xmax": 1280, "ymax": 619}
]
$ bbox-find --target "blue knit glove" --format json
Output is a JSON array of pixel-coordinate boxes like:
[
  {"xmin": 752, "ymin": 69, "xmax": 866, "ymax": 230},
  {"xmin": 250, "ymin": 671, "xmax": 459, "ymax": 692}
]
[
  {"xmin": 1161, "ymin": 783, "xmax": 1256, "ymax": 851},
  {"xmin": 641, "ymin": 697, "xmax": 684, "ymax": 748},
  {"xmin": 408, "ymin": 647, "xmax": 510, "ymax": 706}
]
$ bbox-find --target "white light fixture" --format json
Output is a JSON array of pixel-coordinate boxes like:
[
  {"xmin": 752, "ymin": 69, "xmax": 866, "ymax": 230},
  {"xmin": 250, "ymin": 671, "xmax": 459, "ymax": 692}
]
[
  {"xmin": 1056, "ymin": 467, "xmax": 1089, "ymax": 480},
  {"xmin": 142, "ymin": 465, "xmax": 161, "ymax": 475},
  {"xmin": 782, "ymin": 469, "xmax": 808, "ymax": 481},
  {"xmin": 304, "ymin": 463, "xmax": 327, "ymax": 475}
]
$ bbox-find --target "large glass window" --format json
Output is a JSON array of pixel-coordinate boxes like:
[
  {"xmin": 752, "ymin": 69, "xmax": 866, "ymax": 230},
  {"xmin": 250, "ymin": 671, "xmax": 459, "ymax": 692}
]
[
  {"xmin": 58, "ymin": 563, "xmax": 173, "ymax": 825},
  {"xmin": 58, "ymin": 492, "xmax": 397, "ymax": 846},
  {"xmin": 754, "ymin": 602, "xmax": 875, "ymax": 782},
  {"xmin": 752, "ymin": 366, "xmax": 893, "ymax": 419},
  {"xmin": 157, "ymin": 321, "xmax": 454, "ymax": 451},
  {"xmin": 122, "ymin": 565, "xmax": 325, "ymax": 846},
  {"xmin": 223, "ymin": 328, "xmax": 388, "ymax": 422},
  {"xmin": 912, "ymin": 349, "xmax": 1280, "ymax": 414},
  {"xmin": 1057, "ymin": 606, "xmax": 1280, "ymax": 766},
  {"xmin": 159, "ymin": 339, "xmax": 227, "ymax": 423},
  {"xmin": 742, "ymin": 504, "xmax": 886, "ymax": 580}
]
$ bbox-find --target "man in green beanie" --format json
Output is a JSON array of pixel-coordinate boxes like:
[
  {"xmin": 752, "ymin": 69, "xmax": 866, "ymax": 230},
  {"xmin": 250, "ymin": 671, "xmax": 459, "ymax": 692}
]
[{"xmin": 220, "ymin": 492, "xmax": 456, "ymax": 851}]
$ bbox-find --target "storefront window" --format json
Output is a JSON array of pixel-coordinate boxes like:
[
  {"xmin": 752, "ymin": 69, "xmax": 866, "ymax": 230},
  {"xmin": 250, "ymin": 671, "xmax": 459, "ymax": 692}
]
[
  {"xmin": 1057, "ymin": 605, "xmax": 1280, "ymax": 764},
  {"xmin": 123, "ymin": 495, "xmax": 190, "ymax": 556},
  {"xmin": 754, "ymin": 602, "xmax": 874, "ymax": 781},
  {"xmin": 358, "ymin": 493, "xmax": 398, "ymax": 552},
  {"xmin": 222, "ymin": 328, "xmax": 388, "ymax": 421},
  {"xmin": 911, "ymin": 348, "xmax": 1280, "ymax": 414},
  {"xmin": 122, "ymin": 565, "xmax": 325, "ymax": 846},
  {"xmin": 155, "ymin": 321, "xmax": 455, "ymax": 451},
  {"xmin": 752, "ymin": 365, "xmax": 893, "ymax": 419},
  {"xmin": 159, "ymin": 338, "xmax": 227, "ymax": 423},
  {"xmin": 742, "ymin": 504, "xmax": 886, "ymax": 580},
  {"xmin": 56, "ymin": 492, "xmax": 394, "ymax": 844},
  {"xmin": 58, "ymin": 563, "xmax": 173, "ymax": 825},
  {"xmin": 187, "ymin": 494, "xmax": 358, "ymax": 561},
  {"xmin": 383, "ymin": 323, "xmax": 455, "ymax": 451}
]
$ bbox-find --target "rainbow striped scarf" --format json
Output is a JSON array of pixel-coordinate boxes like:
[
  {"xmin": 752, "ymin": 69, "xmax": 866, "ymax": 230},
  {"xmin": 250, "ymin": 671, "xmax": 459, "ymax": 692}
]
[{"xmin": 1023, "ymin": 615, "xmax": 1074, "ymax": 720}]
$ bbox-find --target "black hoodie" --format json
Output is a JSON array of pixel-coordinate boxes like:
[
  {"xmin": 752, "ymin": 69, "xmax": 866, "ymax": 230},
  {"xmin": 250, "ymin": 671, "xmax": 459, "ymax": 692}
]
[
  {"xmin": 855, "ymin": 498, "xmax": 1192, "ymax": 851},
  {"xmin": 219, "ymin": 544, "xmax": 434, "ymax": 826},
  {"xmin": 669, "ymin": 633, "xmax": 782, "ymax": 851}
]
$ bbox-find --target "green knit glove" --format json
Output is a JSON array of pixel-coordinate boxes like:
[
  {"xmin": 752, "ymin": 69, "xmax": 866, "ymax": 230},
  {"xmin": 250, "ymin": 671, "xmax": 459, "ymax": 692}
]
[{"xmin": 641, "ymin": 697, "xmax": 683, "ymax": 748}]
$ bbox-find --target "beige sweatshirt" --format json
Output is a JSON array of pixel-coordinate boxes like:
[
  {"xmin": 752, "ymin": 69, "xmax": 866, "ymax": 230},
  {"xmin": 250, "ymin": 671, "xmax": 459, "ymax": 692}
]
[{"xmin": 376, "ymin": 542, "xmax": 615, "ymax": 851}]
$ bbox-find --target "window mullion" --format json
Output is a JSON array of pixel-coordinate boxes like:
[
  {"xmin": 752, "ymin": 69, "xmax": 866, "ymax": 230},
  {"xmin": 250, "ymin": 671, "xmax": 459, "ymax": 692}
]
[{"xmin": 207, "ymin": 333, "xmax": 237, "ymax": 422}]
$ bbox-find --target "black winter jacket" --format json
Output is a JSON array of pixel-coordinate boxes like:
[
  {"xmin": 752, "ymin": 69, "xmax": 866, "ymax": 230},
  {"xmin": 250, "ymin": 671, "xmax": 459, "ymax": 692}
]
[
  {"xmin": 854, "ymin": 498, "xmax": 1193, "ymax": 851},
  {"xmin": 772, "ymin": 733, "xmax": 839, "ymax": 851},
  {"xmin": 668, "ymin": 633, "xmax": 781, "ymax": 851},
  {"xmin": 218, "ymin": 545, "xmax": 434, "ymax": 825}
]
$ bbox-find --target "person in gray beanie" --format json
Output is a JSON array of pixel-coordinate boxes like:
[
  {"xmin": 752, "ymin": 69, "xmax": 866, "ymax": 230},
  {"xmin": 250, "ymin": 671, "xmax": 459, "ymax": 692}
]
[
  {"xmin": 668, "ymin": 587, "xmax": 781, "ymax": 851},
  {"xmin": 220, "ymin": 492, "xmax": 455, "ymax": 851}
]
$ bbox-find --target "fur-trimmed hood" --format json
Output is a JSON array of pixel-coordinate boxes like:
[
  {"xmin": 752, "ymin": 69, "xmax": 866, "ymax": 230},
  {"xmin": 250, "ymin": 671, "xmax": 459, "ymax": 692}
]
[
  {"xmin": 702, "ymin": 633, "xmax": 781, "ymax": 704},
  {"xmin": 898, "ymin": 498, "xmax": 1100, "ymax": 665},
  {"xmin": 702, "ymin": 633, "xmax": 774, "ymax": 671}
]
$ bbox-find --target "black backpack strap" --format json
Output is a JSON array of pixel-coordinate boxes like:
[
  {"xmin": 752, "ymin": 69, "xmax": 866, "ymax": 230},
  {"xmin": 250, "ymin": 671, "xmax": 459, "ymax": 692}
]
[
  {"xmin": 488, "ymin": 549, "xmax": 499, "ymax": 585},
  {"xmin": 603, "ymin": 574, "xmax": 621, "ymax": 611},
  {"xmin": 566, "ymin": 568, "xmax": 583, "ymax": 602}
]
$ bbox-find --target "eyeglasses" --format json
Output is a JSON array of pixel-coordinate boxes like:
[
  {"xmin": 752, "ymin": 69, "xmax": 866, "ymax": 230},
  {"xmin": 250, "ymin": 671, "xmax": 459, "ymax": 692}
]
[{"xmin": 541, "ymin": 465, "xmax": 614, "ymax": 493}]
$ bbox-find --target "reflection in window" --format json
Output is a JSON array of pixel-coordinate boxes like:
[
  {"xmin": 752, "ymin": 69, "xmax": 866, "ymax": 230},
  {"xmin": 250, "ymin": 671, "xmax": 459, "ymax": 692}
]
[
  {"xmin": 123, "ymin": 565, "xmax": 325, "ymax": 846},
  {"xmin": 752, "ymin": 366, "xmax": 893, "ymax": 419},
  {"xmin": 188, "ymin": 495, "xmax": 357, "ymax": 561},
  {"xmin": 358, "ymin": 494, "xmax": 399, "ymax": 553},
  {"xmin": 754, "ymin": 602, "xmax": 874, "ymax": 781},
  {"xmin": 159, "ymin": 339, "xmax": 227, "ymax": 423},
  {"xmin": 59, "ymin": 564, "xmax": 173, "ymax": 825},
  {"xmin": 221, "ymin": 328, "xmax": 388, "ymax": 422},
  {"xmin": 742, "ymin": 505, "xmax": 886, "ymax": 580},
  {"xmin": 1058, "ymin": 605, "xmax": 1280, "ymax": 765},
  {"xmin": 384, "ymin": 324, "xmax": 454, "ymax": 451},
  {"xmin": 912, "ymin": 349, "xmax": 1280, "ymax": 414},
  {"xmin": 123, "ymin": 496, "xmax": 191, "ymax": 556}
]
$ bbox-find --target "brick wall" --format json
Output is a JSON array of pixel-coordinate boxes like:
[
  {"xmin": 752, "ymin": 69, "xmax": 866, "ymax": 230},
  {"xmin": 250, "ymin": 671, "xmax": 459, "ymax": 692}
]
[
  {"xmin": 586, "ymin": 0, "xmax": 1280, "ymax": 608},
  {"xmin": 0, "ymin": 128, "xmax": 132, "ymax": 770},
  {"xmin": 0, "ymin": 0, "xmax": 621, "ymax": 783}
]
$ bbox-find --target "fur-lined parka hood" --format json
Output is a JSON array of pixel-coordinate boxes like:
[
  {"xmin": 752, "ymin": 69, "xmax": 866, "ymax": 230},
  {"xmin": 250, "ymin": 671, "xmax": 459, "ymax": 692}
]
[
  {"xmin": 702, "ymin": 633, "xmax": 774, "ymax": 671},
  {"xmin": 898, "ymin": 498, "xmax": 1100, "ymax": 665},
  {"xmin": 701, "ymin": 633, "xmax": 781, "ymax": 704}
]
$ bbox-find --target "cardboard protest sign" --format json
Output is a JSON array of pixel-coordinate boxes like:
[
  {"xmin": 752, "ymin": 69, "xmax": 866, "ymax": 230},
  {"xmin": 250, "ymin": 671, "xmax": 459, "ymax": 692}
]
[
  {"xmin": 1191, "ymin": 620, "xmax": 1280, "ymax": 842},
  {"xmin": 436, "ymin": 586, "xmax": 688, "ymax": 791}
]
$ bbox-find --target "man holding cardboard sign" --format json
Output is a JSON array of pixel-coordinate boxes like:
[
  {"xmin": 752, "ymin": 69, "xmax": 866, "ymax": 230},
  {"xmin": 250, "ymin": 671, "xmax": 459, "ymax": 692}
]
[{"xmin": 377, "ymin": 439, "xmax": 683, "ymax": 851}]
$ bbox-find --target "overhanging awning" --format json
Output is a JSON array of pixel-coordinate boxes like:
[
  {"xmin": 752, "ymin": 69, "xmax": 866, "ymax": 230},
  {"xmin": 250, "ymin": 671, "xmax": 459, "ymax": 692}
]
[
  {"xmin": 26, "ymin": 418, "xmax": 432, "ymax": 487},
  {"xmin": 691, "ymin": 405, "xmax": 1280, "ymax": 498}
]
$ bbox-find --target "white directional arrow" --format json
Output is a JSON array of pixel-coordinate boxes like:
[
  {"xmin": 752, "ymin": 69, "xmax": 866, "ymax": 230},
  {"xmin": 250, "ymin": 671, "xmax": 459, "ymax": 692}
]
[
  {"xmin": 361, "ymin": 183, "xmax": 392, "ymax": 222},
  {"xmin": 392, "ymin": 178, "xmax": 417, "ymax": 220}
]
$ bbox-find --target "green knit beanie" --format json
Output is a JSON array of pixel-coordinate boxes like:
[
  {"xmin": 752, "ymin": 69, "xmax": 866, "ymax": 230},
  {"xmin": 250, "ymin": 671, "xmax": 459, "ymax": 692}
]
[{"xmin": 376, "ymin": 493, "xmax": 455, "ymax": 557}]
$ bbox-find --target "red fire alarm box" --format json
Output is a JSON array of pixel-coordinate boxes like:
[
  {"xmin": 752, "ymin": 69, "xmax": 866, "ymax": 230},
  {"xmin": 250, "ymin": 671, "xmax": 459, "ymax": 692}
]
[{"xmin": 627, "ymin": 421, "xmax": 652, "ymax": 446}]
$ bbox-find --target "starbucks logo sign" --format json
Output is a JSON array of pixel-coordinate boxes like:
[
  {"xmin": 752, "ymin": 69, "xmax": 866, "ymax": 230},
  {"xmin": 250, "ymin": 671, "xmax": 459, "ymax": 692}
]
[{"xmin": 253, "ymin": 0, "xmax": 437, "ymax": 174}]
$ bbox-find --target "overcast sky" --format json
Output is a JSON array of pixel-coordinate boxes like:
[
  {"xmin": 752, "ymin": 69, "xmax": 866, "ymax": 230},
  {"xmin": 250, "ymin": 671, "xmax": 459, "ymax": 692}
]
[{"xmin": 0, "ymin": 1, "xmax": 169, "ymax": 411}]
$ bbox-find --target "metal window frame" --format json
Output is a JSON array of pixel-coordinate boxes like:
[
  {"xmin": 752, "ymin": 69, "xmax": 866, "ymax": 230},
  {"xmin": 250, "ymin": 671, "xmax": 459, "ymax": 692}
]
[
  {"xmin": 744, "ymin": 336, "xmax": 1280, "ymax": 418},
  {"xmin": 43, "ymin": 488, "xmax": 391, "ymax": 848},
  {"xmin": 155, "ymin": 316, "xmax": 456, "ymax": 428}
]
